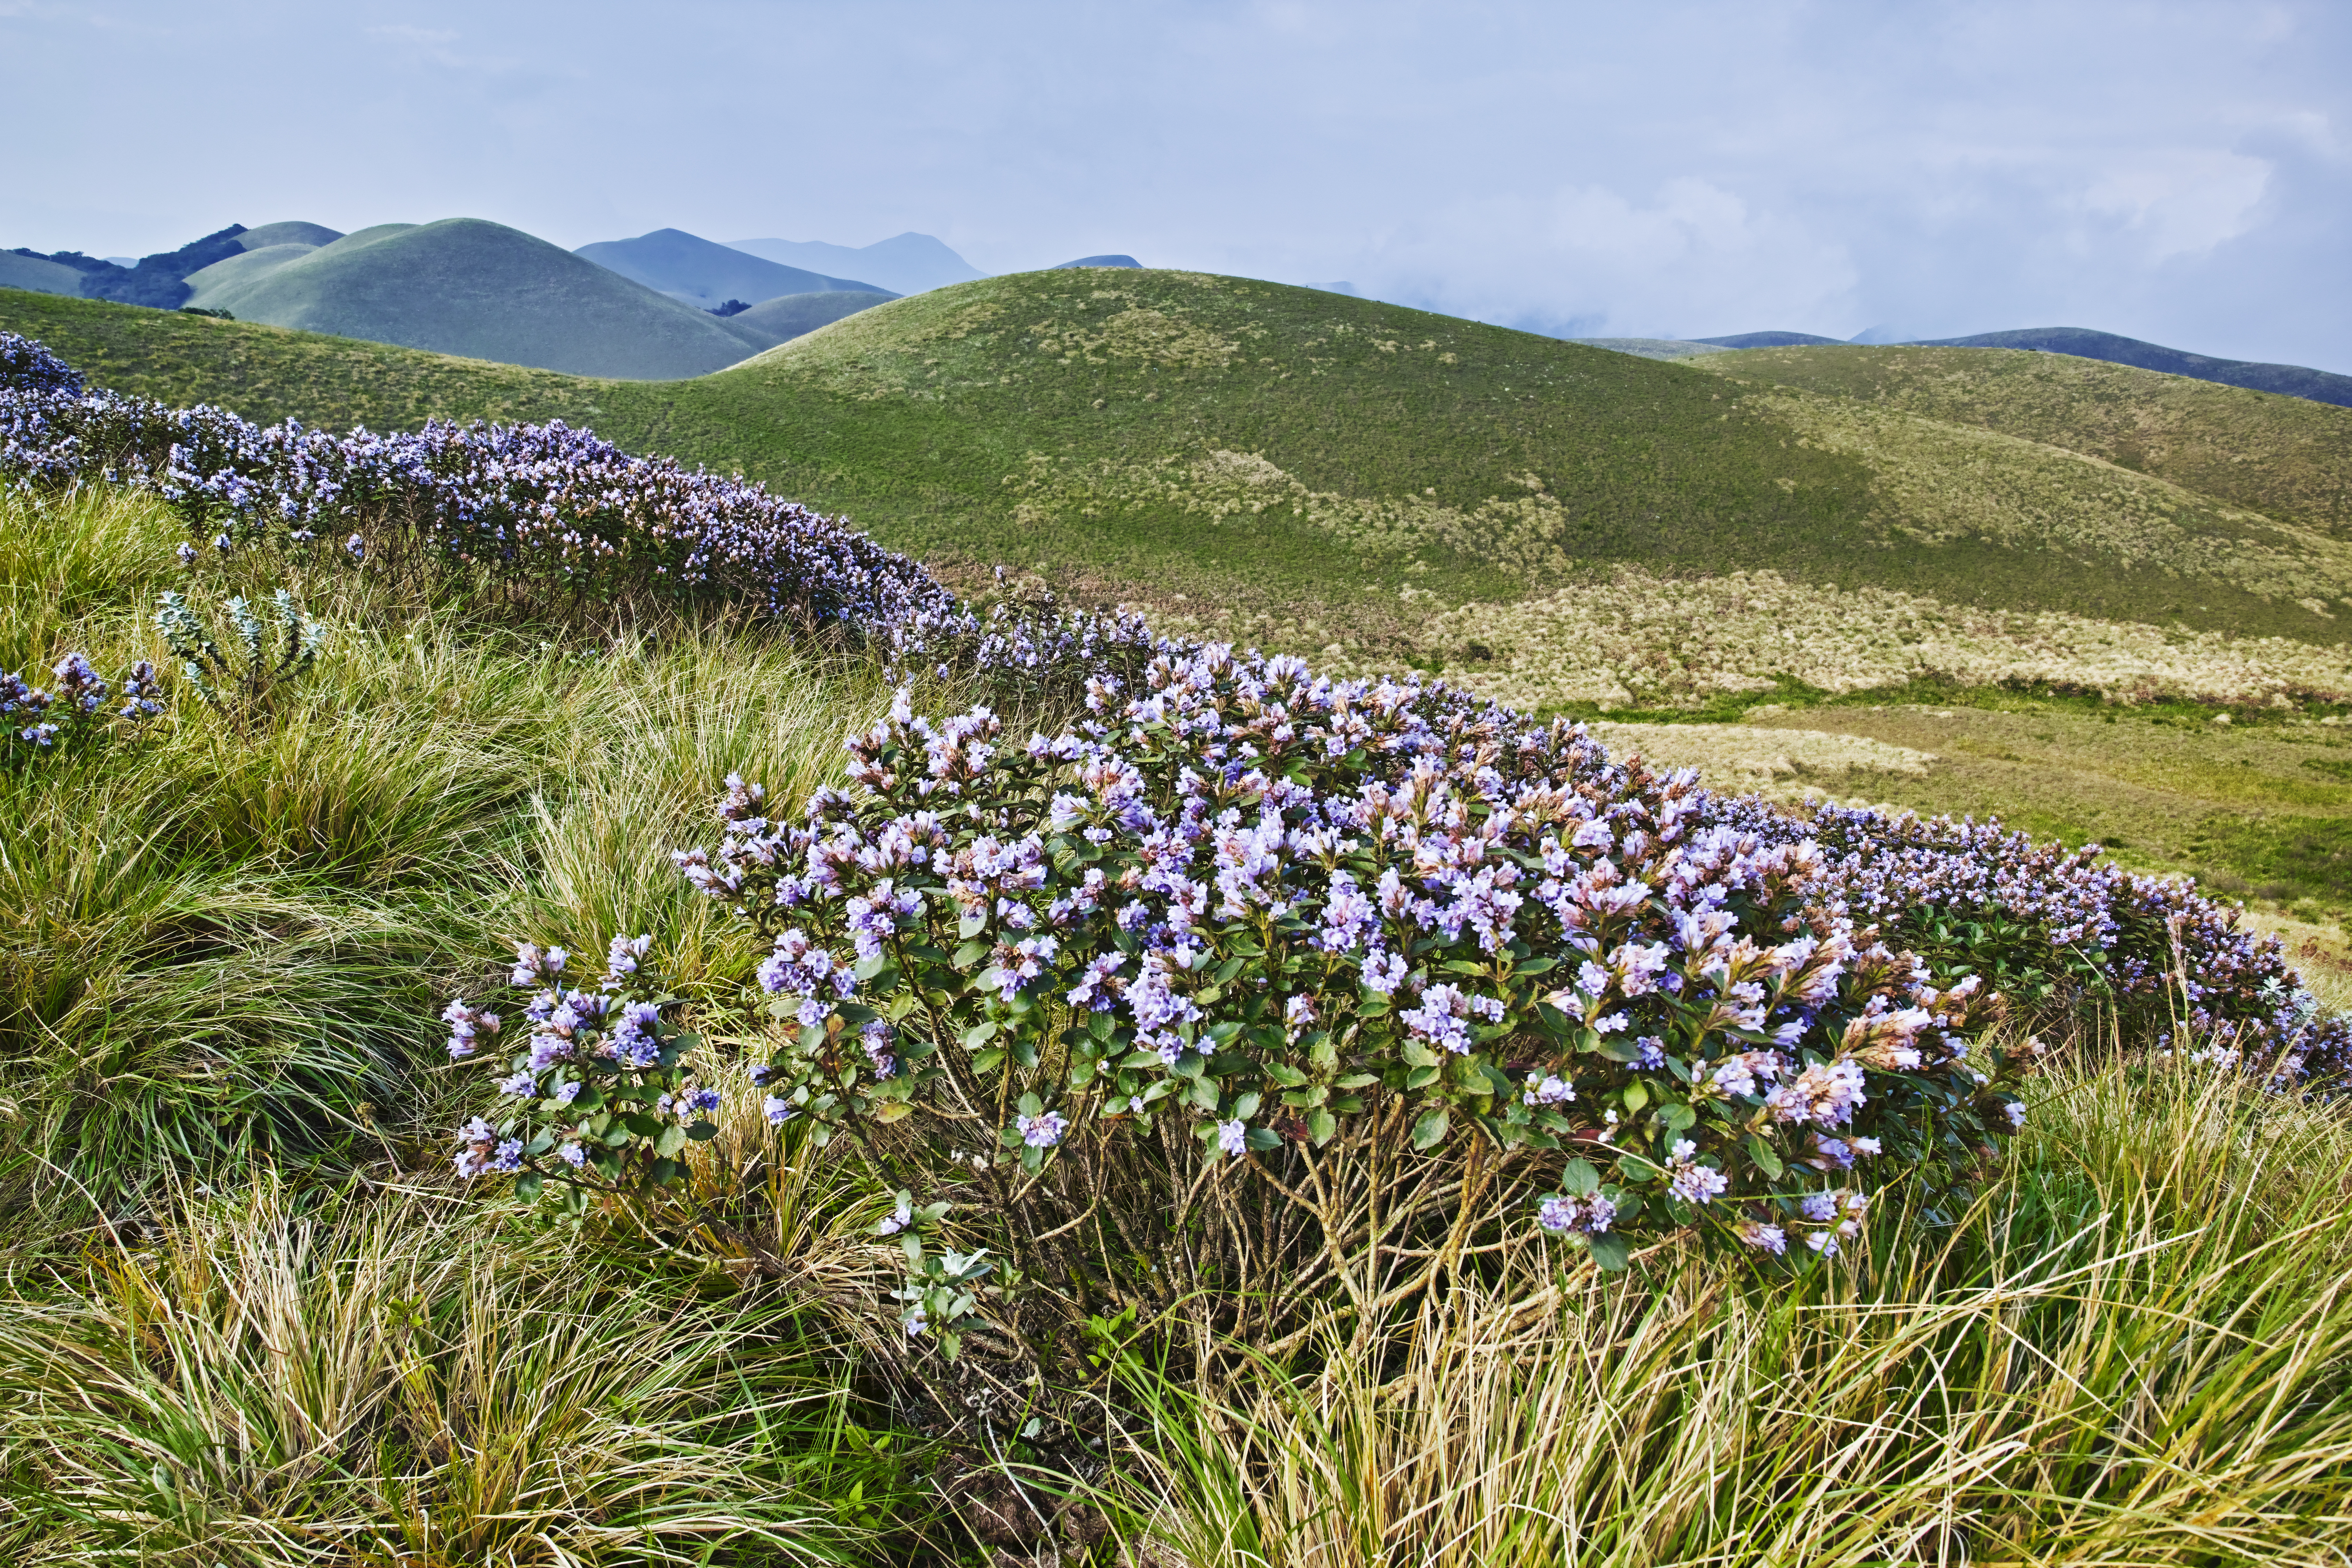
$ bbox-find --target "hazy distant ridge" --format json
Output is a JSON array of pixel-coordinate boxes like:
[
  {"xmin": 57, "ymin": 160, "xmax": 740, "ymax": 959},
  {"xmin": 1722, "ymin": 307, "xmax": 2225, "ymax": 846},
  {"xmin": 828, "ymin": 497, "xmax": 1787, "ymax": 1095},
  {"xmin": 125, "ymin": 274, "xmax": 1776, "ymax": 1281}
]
[
  {"xmin": 575, "ymin": 229, "xmax": 889, "ymax": 309},
  {"xmin": 726, "ymin": 233, "xmax": 984, "ymax": 296}
]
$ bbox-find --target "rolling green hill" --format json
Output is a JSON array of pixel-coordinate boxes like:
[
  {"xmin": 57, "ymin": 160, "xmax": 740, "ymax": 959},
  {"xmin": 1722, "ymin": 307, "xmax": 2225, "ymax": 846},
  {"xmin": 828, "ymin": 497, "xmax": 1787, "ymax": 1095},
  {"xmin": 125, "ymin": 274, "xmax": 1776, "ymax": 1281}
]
[
  {"xmin": 7, "ymin": 269, "xmax": 2351, "ymax": 663},
  {"xmin": 0, "ymin": 253, "xmax": 81, "ymax": 298},
  {"xmin": 235, "ymin": 220, "xmax": 344, "ymax": 251},
  {"xmin": 1909, "ymin": 327, "xmax": 2352, "ymax": 409},
  {"xmin": 184, "ymin": 218, "xmax": 765, "ymax": 379},
  {"xmin": 1695, "ymin": 344, "xmax": 2352, "ymax": 538},
  {"xmin": 183, "ymin": 243, "xmax": 321, "ymax": 309}
]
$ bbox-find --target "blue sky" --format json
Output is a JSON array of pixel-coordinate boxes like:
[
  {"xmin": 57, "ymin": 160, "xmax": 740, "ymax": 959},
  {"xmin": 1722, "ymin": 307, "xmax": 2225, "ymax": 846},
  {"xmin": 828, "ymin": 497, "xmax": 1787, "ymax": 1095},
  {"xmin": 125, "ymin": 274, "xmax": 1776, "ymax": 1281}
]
[{"xmin": 7, "ymin": 0, "xmax": 2347, "ymax": 369}]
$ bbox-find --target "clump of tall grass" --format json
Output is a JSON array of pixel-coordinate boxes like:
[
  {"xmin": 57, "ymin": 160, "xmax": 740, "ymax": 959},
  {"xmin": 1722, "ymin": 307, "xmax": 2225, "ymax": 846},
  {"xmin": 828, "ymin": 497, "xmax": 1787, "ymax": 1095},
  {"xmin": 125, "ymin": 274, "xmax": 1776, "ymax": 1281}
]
[
  {"xmin": 0, "ymin": 1176, "xmax": 908, "ymax": 1564},
  {"xmin": 1118, "ymin": 1042, "xmax": 2352, "ymax": 1566},
  {"xmin": 0, "ymin": 483, "xmax": 894, "ymax": 1220}
]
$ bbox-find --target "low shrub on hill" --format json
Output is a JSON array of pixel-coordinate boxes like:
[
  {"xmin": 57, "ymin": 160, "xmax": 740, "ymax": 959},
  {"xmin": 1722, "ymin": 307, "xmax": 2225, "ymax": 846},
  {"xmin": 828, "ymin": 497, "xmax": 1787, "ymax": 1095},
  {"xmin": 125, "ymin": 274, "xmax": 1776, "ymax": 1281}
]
[
  {"xmin": 453, "ymin": 653, "xmax": 2344, "ymax": 1395},
  {"xmin": 0, "ymin": 330, "xmax": 949, "ymax": 632}
]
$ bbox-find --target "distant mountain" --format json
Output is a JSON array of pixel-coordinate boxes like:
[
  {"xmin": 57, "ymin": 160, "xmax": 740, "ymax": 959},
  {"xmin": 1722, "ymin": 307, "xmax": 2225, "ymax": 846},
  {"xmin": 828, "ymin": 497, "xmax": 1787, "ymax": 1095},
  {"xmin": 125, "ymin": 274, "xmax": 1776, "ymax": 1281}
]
[
  {"xmin": 1050, "ymin": 255, "xmax": 1141, "ymax": 270},
  {"xmin": 237, "ymin": 221, "xmax": 344, "ymax": 251},
  {"xmin": 191, "ymin": 217, "xmax": 763, "ymax": 379},
  {"xmin": 1566, "ymin": 337, "xmax": 1730, "ymax": 361},
  {"xmin": 575, "ymin": 229, "xmax": 888, "ymax": 310},
  {"xmin": 707, "ymin": 290, "xmax": 894, "ymax": 352},
  {"xmin": 1694, "ymin": 331, "xmax": 1845, "ymax": 349},
  {"xmin": 725, "ymin": 233, "xmax": 985, "ymax": 297},
  {"xmin": 1904, "ymin": 327, "xmax": 2352, "ymax": 409}
]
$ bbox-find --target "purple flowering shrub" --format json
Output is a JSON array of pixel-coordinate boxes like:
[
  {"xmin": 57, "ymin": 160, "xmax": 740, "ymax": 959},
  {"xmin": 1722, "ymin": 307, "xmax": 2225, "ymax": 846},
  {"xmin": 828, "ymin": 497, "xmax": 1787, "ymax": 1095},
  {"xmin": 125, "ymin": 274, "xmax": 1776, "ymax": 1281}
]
[
  {"xmin": 440, "ymin": 935, "xmax": 724, "ymax": 1212},
  {"xmin": 450, "ymin": 638, "xmax": 2352, "ymax": 1371},
  {"xmin": 440, "ymin": 647, "xmax": 2041, "ymax": 1378},
  {"xmin": 2, "ymin": 652, "xmax": 163, "ymax": 762},
  {"xmin": 1711, "ymin": 797, "xmax": 2352, "ymax": 1082},
  {"xmin": 0, "ymin": 334, "xmax": 83, "ymax": 399},
  {"xmin": 1, "ymin": 332, "xmax": 953, "ymax": 631}
]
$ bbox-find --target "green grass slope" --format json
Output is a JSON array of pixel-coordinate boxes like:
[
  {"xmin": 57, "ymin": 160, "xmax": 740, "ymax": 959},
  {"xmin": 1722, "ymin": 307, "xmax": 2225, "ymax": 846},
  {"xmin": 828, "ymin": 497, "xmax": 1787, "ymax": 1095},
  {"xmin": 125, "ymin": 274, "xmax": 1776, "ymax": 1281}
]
[
  {"xmin": 13, "ymin": 281, "xmax": 2352, "ymax": 914},
  {"xmin": 1567, "ymin": 337, "xmax": 1730, "ymax": 360},
  {"xmin": 0, "ymin": 288, "xmax": 605, "ymax": 429},
  {"xmin": 0, "ymin": 252, "xmax": 83, "ymax": 298},
  {"xmin": 712, "ymin": 288, "xmax": 893, "ymax": 349},
  {"xmin": 642, "ymin": 271, "xmax": 2352, "ymax": 647},
  {"xmin": 1698, "ymin": 344, "xmax": 2352, "ymax": 537},
  {"xmin": 1912, "ymin": 326, "xmax": 2352, "ymax": 409},
  {"xmin": 190, "ymin": 218, "xmax": 764, "ymax": 380},
  {"xmin": 6, "ymin": 482, "xmax": 2349, "ymax": 1564}
]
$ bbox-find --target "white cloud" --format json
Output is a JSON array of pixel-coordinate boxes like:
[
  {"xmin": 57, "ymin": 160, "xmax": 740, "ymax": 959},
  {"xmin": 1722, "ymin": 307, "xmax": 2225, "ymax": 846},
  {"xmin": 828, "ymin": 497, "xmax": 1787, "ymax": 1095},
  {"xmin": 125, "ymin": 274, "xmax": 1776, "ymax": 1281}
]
[
  {"xmin": 2080, "ymin": 149, "xmax": 2272, "ymax": 262},
  {"xmin": 1346, "ymin": 178, "xmax": 1859, "ymax": 339}
]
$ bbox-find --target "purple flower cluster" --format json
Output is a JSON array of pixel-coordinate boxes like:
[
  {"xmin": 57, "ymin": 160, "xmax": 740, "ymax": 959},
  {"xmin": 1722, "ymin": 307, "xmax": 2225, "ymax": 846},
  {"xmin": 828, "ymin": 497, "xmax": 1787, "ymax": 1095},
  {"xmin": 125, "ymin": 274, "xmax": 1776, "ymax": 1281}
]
[
  {"xmin": 1, "ymin": 333, "xmax": 954, "ymax": 631},
  {"xmin": 0, "ymin": 334, "xmax": 83, "ymax": 399},
  {"xmin": 2, "ymin": 652, "xmax": 162, "ymax": 759},
  {"xmin": 444, "ymin": 936, "xmax": 722, "ymax": 1204},
  {"xmin": 667, "ymin": 646, "xmax": 2039, "ymax": 1259},
  {"xmin": 1715, "ymin": 798, "xmax": 2352, "ymax": 1082}
]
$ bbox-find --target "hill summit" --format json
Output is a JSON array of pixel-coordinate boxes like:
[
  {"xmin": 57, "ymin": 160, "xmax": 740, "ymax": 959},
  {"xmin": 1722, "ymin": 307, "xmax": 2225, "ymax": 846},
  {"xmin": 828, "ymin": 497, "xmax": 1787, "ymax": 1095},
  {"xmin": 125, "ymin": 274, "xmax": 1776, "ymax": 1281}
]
[{"xmin": 184, "ymin": 218, "xmax": 765, "ymax": 379}]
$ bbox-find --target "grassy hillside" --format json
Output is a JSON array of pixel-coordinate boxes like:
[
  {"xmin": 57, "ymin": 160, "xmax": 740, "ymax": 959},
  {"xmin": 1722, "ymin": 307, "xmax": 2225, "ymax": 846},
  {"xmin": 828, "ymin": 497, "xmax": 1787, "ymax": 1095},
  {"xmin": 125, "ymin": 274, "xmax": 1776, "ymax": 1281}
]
[
  {"xmin": 190, "ymin": 218, "xmax": 764, "ymax": 379},
  {"xmin": 1566, "ymin": 337, "xmax": 1728, "ymax": 360},
  {"xmin": 1913, "ymin": 326, "xmax": 2352, "ymax": 409},
  {"xmin": 0, "ymin": 289, "xmax": 604, "ymax": 428},
  {"xmin": 0, "ymin": 253, "xmax": 81, "ymax": 298},
  {"xmin": 10, "ymin": 274, "xmax": 2352, "ymax": 645},
  {"xmin": 660, "ymin": 271, "xmax": 2352, "ymax": 651},
  {"xmin": 6, "ymin": 481, "xmax": 2348, "ymax": 1564},
  {"xmin": 1699, "ymin": 343, "xmax": 2352, "ymax": 536},
  {"xmin": 717, "ymin": 288, "xmax": 892, "ymax": 347},
  {"xmin": 183, "ymin": 242, "xmax": 320, "ymax": 309}
]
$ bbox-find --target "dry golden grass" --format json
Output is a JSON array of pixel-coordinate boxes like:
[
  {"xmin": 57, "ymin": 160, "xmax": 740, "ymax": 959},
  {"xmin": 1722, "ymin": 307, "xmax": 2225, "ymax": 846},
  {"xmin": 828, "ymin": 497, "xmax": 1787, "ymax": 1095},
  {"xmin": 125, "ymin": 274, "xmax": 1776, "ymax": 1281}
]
[
  {"xmin": 1121, "ymin": 1047, "xmax": 2352, "ymax": 1567},
  {"xmin": 1413, "ymin": 565, "xmax": 2352, "ymax": 711}
]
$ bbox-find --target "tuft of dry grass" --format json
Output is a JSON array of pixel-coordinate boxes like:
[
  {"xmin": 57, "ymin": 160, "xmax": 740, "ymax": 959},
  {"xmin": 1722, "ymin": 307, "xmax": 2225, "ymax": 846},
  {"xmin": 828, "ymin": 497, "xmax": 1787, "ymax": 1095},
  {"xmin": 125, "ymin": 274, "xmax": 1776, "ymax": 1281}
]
[
  {"xmin": 0, "ymin": 1176, "xmax": 894, "ymax": 1565},
  {"xmin": 1119, "ymin": 1045, "xmax": 2352, "ymax": 1567}
]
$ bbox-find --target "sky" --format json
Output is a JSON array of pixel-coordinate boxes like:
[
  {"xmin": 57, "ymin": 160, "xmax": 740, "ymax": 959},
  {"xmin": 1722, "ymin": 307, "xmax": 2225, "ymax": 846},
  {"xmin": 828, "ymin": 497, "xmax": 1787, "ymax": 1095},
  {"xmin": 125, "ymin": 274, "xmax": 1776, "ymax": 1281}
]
[{"xmin": 6, "ymin": 0, "xmax": 2349, "ymax": 370}]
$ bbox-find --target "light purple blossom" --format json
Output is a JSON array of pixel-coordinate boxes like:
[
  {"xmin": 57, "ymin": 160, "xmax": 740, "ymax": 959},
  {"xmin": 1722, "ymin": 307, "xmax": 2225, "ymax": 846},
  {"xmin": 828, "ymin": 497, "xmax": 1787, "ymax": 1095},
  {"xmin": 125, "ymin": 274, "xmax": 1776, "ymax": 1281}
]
[{"xmin": 1017, "ymin": 1109, "xmax": 1069, "ymax": 1148}]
